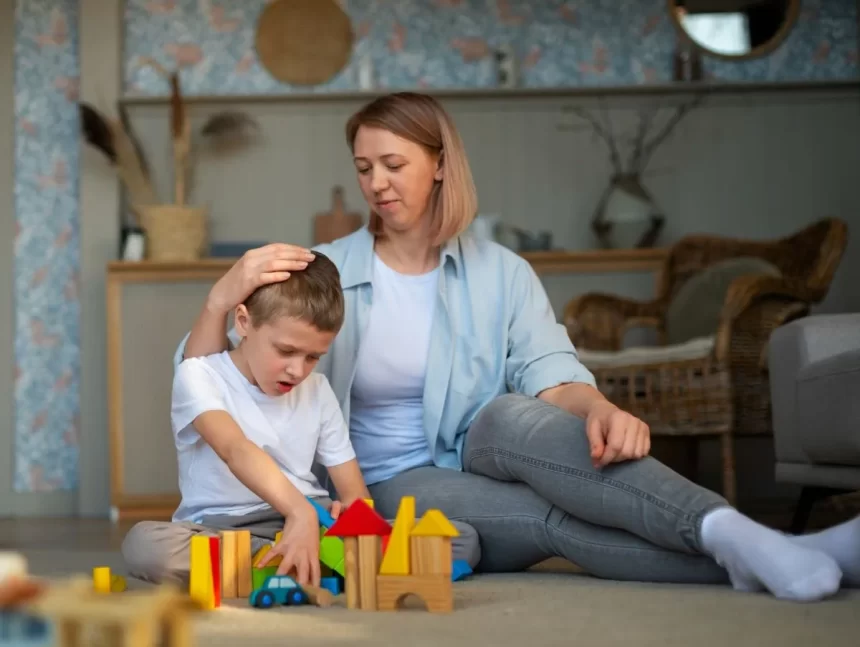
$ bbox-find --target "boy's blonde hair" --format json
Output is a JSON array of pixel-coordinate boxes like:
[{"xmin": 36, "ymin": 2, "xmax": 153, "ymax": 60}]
[
  {"xmin": 345, "ymin": 92, "xmax": 478, "ymax": 246},
  {"xmin": 244, "ymin": 252, "xmax": 344, "ymax": 333}
]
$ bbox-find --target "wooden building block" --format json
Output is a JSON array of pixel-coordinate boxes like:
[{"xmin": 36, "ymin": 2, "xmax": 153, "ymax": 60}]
[
  {"xmin": 208, "ymin": 536, "xmax": 221, "ymax": 608},
  {"xmin": 236, "ymin": 530, "xmax": 253, "ymax": 597},
  {"xmin": 357, "ymin": 535, "xmax": 380, "ymax": 610},
  {"xmin": 343, "ymin": 537, "xmax": 359, "ymax": 610},
  {"xmin": 379, "ymin": 496, "xmax": 414, "ymax": 576},
  {"xmin": 189, "ymin": 535, "xmax": 215, "ymax": 610},
  {"xmin": 252, "ymin": 565, "xmax": 278, "ymax": 591},
  {"xmin": 252, "ymin": 544, "xmax": 272, "ymax": 568},
  {"xmin": 320, "ymin": 576, "xmax": 341, "ymax": 596},
  {"xmin": 375, "ymin": 574, "xmax": 452, "ymax": 613},
  {"xmin": 411, "ymin": 536, "xmax": 451, "ymax": 575},
  {"xmin": 320, "ymin": 534, "xmax": 345, "ymax": 577},
  {"xmin": 306, "ymin": 496, "xmax": 336, "ymax": 527},
  {"xmin": 302, "ymin": 584, "xmax": 334, "ymax": 608},
  {"xmin": 92, "ymin": 566, "xmax": 111, "ymax": 593},
  {"xmin": 411, "ymin": 510, "xmax": 459, "ymax": 538},
  {"xmin": 110, "ymin": 574, "xmax": 127, "ymax": 592},
  {"xmin": 220, "ymin": 530, "xmax": 238, "ymax": 599}
]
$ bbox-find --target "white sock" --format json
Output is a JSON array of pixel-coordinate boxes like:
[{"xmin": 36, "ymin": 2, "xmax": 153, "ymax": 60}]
[
  {"xmin": 700, "ymin": 506, "xmax": 842, "ymax": 601},
  {"xmin": 789, "ymin": 514, "xmax": 860, "ymax": 587}
]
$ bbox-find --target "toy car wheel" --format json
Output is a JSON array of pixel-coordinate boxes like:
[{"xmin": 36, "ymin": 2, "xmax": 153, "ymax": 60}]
[
  {"xmin": 287, "ymin": 589, "xmax": 308, "ymax": 606},
  {"xmin": 256, "ymin": 591, "xmax": 275, "ymax": 609}
]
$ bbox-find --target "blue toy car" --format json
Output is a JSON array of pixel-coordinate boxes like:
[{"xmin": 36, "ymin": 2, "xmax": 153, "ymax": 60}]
[{"xmin": 249, "ymin": 575, "xmax": 309, "ymax": 609}]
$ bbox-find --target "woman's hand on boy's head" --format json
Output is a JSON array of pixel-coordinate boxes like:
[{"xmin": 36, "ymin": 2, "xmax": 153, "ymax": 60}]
[{"xmin": 207, "ymin": 243, "xmax": 317, "ymax": 315}]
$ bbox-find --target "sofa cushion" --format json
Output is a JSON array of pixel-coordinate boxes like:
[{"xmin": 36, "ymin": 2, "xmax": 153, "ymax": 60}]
[
  {"xmin": 577, "ymin": 335, "xmax": 715, "ymax": 369},
  {"xmin": 665, "ymin": 257, "xmax": 781, "ymax": 345},
  {"xmin": 797, "ymin": 348, "xmax": 860, "ymax": 466}
]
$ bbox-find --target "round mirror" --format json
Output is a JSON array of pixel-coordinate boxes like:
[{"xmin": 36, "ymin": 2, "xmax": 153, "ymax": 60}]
[{"xmin": 668, "ymin": 0, "xmax": 800, "ymax": 59}]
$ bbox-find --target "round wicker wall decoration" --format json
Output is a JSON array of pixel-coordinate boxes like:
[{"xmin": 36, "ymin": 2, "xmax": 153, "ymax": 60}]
[{"xmin": 255, "ymin": 0, "xmax": 354, "ymax": 86}]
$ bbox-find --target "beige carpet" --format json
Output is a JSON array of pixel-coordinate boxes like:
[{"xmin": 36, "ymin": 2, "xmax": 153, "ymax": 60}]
[{"xmin": 18, "ymin": 549, "xmax": 860, "ymax": 647}]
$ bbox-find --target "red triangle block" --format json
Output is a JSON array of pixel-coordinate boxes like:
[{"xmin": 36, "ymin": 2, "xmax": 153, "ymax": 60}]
[
  {"xmin": 209, "ymin": 535, "xmax": 221, "ymax": 608},
  {"xmin": 325, "ymin": 498, "xmax": 392, "ymax": 537}
]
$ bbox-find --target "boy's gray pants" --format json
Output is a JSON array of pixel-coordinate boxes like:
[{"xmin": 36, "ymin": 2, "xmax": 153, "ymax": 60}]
[{"xmin": 121, "ymin": 498, "xmax": 481, "ymax": 587}]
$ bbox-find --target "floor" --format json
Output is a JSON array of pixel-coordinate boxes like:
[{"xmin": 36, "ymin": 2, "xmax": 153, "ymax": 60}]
[{"xmin": 3, "ymin": 504, "xmax": 860, "ymax": 647}]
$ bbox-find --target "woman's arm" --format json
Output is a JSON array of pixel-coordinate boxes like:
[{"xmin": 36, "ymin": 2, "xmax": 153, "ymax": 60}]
[
  {"xmin": 504, "ymin": 258, "xmax": 650, "ymax": 466},
  {"xmin": 537, "ymin": 382, "xmax": 608, "ymax": 419},
  {"xmin": 182, "ymin": 244, "xmax": 317, "ymax": 361},
  {"xmin": 504, "ymin": 259, "xmax": 597, "ymax": 401}
]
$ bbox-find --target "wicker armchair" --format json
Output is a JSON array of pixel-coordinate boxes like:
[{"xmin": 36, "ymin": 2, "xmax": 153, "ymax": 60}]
[{"xmin": 564, "ymin": 218, "xmax": 848, "ymax": 503}]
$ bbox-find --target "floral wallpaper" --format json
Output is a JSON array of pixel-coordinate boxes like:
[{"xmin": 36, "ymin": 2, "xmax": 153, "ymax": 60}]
[
  {"xmin": 10, "ymin": 0, "xmax": 859, "ymax": 492},
  {"xmin": 13, "ymin": 0, "xmax": 81, "ymax": 492},
  {"xmin": 123, "ymin": 0, "xmax": 858, "ymax": 94}
]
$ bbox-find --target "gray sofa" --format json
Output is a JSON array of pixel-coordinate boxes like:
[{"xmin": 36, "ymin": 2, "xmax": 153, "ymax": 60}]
[{"xmin": 769, "ymin": 313, "xmax": 860, "ymax": 532}]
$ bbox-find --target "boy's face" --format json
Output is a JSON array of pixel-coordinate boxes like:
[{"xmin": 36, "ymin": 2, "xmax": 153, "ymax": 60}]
[{"xmin": 234, "ymin": 306, "xmax": 336, "ymax": 397}]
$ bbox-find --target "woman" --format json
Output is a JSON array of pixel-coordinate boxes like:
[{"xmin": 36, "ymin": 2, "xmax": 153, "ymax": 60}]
[{"xmin": 174, "ymin": 92, "xmax": 858, "ymax": 601}]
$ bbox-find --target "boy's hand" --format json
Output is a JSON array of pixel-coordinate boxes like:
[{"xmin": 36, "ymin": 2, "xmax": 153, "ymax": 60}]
[
  {"xmin": 329, "ymin": 501, "xmax": 342, "ymax": 520},
  {"xmin": 257, "ymin": 501, "xmax": 321, "ymax": 587}
]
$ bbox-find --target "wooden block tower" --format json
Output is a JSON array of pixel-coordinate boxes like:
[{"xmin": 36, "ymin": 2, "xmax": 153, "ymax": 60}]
[
  {"xmin": 188, "ymin": 530, "xmax": 255, "ymax": 609},
  {"xmin": 323, "ymin": 499, "xmax": 392, "ymax": 610},
  {"xmin": 325, "ymin": 496, "xmax": 457, "ymax": 613}
]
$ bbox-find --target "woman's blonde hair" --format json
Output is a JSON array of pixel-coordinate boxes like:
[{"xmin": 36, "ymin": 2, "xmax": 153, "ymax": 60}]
[{"xmin": 345, "ymin": 92, "xmax": 478, "ymax": 246}]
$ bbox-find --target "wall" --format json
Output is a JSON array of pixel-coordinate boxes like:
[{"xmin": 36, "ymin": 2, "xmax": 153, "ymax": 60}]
[
  {"xmin": 123, "ymin": 0, "xmax": 857, "ymax": 94},
  {"xmin": 6, "ymin": 0, "xmax": 859, "ymax": 508},
  {"xmin": 1, "ymin": 0, "xmax": 79, "ymax": 515}
]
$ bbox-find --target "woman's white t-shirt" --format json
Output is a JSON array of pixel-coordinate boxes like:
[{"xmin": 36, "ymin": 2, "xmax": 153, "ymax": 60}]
[
  {"xmin": 170, "ymin": 351, "xmax": 355, "ymax": 523},
  {"xmin": 348, "ymin": 254, "xmax": 438, "ymax": 485}
]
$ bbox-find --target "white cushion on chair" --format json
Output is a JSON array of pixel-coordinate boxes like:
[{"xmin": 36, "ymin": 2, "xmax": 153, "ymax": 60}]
[{"xmin": 577, "ymin": 336, "xmax": 716, "ymax": 369}]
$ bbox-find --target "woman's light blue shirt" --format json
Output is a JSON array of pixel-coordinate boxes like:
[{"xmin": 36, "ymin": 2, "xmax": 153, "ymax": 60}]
[{"xmin": 174, "ymin": 227, "xmax": 595, "ymax": 472}]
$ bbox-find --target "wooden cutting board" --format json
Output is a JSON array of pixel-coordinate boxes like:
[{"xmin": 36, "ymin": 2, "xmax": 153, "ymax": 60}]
[{"xmin": 313, "ymin": 186, "xmax": 364, "ymax": 245}]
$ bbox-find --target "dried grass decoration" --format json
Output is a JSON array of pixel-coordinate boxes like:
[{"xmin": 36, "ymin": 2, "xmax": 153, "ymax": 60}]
[
  {"xmin": 79, "ymin": 58, "xmax": 262, "ymax": 260},
  {"xmin": 255, "ymin": 0, "xmax": 354, "ymax": 86},
  {"xmin": 79, "ymin": 102, "xmax": 158, "ymax": 210}
]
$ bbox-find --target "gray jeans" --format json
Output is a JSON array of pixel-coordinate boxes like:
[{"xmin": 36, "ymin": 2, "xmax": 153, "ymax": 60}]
[{"xmin": 368, "ymin": 393, "xmax": 732, "ymax": 584}]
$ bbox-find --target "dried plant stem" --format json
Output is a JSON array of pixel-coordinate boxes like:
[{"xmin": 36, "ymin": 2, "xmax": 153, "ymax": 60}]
[
  {"xmin": 136, "ymin": 56, "xmax": 171, "ymax": 79},
  {"xmin": 106, "ymin": 117, "xmax": 159, "ymax": 219},
  {"xmin": 173, "ymin": 118, "xmax": 191, "ymax": 206}
]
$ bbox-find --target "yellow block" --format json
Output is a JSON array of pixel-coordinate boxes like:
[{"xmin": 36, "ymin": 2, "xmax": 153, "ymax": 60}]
[
  {"xmin": 110, "ymin": 574, "xmax": 127, "ymax": 592},
  {"xmin": 252, "ymin": 544, "xmax": 271, "ymax": 567},
  {"xmin": 92, "ymin": 566, "xmax": 111, "ymax": 593},
  {"xmin": 236, "ymin": 530, "xmax": 253, "ymax": 597},
  {"xmin": 189, "ymin": 535, "xmax": 215, "ymax": 609},
  {"xmin": 220, "ymin": 530, "xmax": 238, "ymax": 599},
  {"xmin": 363, "ymin": 498, "xmax": 375, "ymax": 509},
  {"xmin": 379, "ymin": 496, "xmax": 415, "ymax": 575},
  {"xmin": 252, "ymin": 544, "xmax": 282, "ymax": 568},
  {"xmin": 411, "ymin": 509, "xmax": 460, "ymax": 537}
]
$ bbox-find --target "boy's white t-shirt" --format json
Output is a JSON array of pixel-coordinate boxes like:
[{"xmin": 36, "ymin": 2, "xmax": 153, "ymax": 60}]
[{"xmin": 170, "ymin": 351, "xmax": 355, "ymax": 523}]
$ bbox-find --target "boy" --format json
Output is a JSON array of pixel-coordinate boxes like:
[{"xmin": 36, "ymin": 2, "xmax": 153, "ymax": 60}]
[
  {"xmin": 169, "ymin": 251, "xmax": 367, "ymax": 588},
  {"xmin": 122, "ymin": 253, "xmax": 480, "ymax": 589},
  {"xmin": 121, "ymin": 253, "xmax": 363, "ymax": 589}
]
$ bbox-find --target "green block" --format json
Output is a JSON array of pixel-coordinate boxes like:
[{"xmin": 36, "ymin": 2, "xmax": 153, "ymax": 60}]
[
  {"xmin": 319, "ymin": 533, "xmax": 345, "ymax": 577},
  {"xmin": 252, "ymin": 565, "xmax": 278, "ymax": 591}
]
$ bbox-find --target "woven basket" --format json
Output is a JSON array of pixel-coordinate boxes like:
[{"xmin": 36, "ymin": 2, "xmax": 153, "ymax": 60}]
[{"xmin": 138, "ymin": 204, "xmax": 208, "ymax": 261}]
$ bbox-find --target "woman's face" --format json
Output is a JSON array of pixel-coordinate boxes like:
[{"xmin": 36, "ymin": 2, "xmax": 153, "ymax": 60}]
[{"xmin": 352, "ymin": 125, "xmax": 442, "ymax": 235}]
